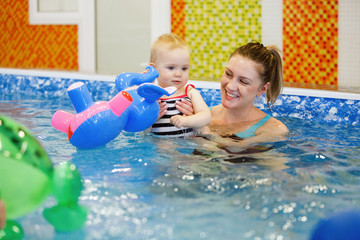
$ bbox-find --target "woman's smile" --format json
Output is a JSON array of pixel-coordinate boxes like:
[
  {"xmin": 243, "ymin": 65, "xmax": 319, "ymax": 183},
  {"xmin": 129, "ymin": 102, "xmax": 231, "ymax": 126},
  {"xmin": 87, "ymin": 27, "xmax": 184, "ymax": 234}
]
[{"xmin": 225, "ymin": 89, "xmax": 239, "ymax": 99}]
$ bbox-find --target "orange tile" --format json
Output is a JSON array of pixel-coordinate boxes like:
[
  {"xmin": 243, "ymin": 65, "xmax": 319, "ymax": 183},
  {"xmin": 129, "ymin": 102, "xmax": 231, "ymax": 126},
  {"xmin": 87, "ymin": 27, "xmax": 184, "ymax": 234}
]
[
  {"xmin": 0, "ymin": 0, "xmax": 78, "ymax": 70},
  {"xmin": 171, "ymin": 0, "xmax": 186, "ymax": 40},
  {"xmin": 283, "ymin": 0, "xmax": 338, "ymax": 86}
]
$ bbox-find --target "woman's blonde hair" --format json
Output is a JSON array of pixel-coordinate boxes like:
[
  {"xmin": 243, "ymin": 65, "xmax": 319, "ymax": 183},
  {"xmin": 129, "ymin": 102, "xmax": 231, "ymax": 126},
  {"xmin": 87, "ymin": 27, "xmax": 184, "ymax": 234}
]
[
  {"xmin": 230, "ymin": 41, "xmax": 283, "ymax": 108},
  {"xmin": 150, "ymin": 33, "xmax": 189, "ymax": 63}
]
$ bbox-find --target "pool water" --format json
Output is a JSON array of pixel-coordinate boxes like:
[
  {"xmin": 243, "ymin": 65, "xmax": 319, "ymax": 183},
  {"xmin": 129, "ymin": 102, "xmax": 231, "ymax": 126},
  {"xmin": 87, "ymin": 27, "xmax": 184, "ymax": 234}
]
[{"xmin": 2, "ymin": 89, "xmax": 360, "ymax": 240}]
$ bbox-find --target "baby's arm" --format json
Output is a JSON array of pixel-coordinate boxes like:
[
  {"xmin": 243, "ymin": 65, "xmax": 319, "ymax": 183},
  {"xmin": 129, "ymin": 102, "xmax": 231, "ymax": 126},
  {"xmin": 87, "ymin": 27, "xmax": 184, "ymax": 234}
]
[{"xmin": 170, "ymin": 89, "xmax": 211, "ymax": 128}]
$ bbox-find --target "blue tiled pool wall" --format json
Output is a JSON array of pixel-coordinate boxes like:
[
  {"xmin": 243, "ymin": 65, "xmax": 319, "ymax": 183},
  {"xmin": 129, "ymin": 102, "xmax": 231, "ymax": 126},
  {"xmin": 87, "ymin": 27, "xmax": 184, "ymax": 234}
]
[{"xmin": 1, "ymin": 73, "xmax": 360, "ymax": 125}]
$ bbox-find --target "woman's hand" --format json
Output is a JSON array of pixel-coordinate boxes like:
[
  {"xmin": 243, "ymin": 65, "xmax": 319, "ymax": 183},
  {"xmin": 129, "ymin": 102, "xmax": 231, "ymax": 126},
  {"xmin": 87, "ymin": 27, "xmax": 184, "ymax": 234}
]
[
  {"xmin": 175, "ymin": 99, "xmax": 194, "ymax": 116},
  {"xmin": 158, "ymin": 98, "xmax": 194, "ymax": 120},
  {"xmin": 157, "ymin": 100, "xmax": 168, "ymax": 120}
]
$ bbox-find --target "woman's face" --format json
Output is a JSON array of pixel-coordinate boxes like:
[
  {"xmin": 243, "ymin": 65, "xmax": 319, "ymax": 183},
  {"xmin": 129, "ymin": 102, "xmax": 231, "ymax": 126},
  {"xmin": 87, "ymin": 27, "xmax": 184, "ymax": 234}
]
[{"xmin": 220, "ymin": 54, "xmax": 268, "ymax": 110}]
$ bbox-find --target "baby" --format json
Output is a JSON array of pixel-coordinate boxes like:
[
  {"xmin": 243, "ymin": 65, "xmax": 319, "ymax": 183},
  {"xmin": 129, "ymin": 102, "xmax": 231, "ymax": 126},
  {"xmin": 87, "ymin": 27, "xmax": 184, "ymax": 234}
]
[{"xmin": 150, "ymin": 33, "xmax": 211, "ymax": 137}]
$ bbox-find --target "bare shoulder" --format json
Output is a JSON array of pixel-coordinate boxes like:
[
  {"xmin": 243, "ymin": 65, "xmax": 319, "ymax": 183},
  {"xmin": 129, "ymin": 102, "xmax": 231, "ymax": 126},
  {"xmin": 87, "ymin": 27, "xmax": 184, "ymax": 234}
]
[
  {"xmin": 210, "ymin": 104, "xmax": 222, "ymax": 112},
  {"xmin": 186, "ymin": 86, "xmax": 199, "ymax": 98},
  {"xmin": 260, "ymin": 116, "xmax": 289, "ymax": 136},
  {"xmin": 187, "ymin": 88, "xmax": 207, "ymax": 105}
]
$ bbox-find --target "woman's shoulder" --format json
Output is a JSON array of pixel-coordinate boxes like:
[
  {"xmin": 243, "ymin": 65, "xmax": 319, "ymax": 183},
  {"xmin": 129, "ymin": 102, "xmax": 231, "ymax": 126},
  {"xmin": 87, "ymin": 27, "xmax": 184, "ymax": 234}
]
[
  {"xmin": 210, "ymin": 104, "xmax": 222, "ymax": 113},
  {"xmin": 260, "ymin": 116, "xmax": 289, "ymax": 136}
]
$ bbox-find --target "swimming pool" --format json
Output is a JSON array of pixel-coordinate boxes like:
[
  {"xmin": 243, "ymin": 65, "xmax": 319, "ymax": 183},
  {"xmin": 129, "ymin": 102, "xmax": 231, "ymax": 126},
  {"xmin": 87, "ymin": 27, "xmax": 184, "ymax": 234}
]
[{"xmin": 1, "ymin": 69, "xmax": 360, "ymax": 240}]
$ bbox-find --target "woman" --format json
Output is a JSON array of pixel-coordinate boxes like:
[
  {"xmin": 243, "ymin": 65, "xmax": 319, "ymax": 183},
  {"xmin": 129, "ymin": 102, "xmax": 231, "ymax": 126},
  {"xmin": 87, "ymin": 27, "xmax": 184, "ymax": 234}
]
[{"xmin": 175, "ymin": 41, "xmax": 288, "ymax": 146}]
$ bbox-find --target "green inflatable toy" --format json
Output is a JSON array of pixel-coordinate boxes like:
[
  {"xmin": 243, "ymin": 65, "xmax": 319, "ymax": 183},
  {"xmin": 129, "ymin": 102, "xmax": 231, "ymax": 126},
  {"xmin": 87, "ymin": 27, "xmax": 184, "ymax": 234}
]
[{"xmin": 0, "ymin": 115, "xmax": 87, "ymax": 239}]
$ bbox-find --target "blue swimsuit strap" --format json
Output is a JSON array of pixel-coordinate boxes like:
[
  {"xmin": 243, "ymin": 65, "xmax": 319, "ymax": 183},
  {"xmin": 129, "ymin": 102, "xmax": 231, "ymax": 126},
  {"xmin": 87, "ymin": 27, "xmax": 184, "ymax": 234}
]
[{"xmin": 235, "ymin": 114, "xmax": 272, "ymax": 139}]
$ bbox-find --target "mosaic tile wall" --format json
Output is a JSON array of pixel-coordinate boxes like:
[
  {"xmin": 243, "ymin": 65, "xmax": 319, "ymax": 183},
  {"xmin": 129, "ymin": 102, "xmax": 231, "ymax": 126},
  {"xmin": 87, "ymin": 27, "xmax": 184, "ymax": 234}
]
[
  {"xmin": 171, "ymin": 0, "xmax": 186, "ymax": 40},
  {"xmin": 172, "ymin": 0, "xmax": 262, "ymax": 80},
  {"xmin": 283, "ymin": 0, "xmax": 338, "ymax": 85},
  {"xmin": 0, "ymin": 1, "xmax": 346, "ymax": 87},
  {"xmin": 0, "ymin": 0, "xmax": 78, "ymax": 70},
  {"xmin": 171, "ymin": 0, "xmax": 339, "ymax": 86}
]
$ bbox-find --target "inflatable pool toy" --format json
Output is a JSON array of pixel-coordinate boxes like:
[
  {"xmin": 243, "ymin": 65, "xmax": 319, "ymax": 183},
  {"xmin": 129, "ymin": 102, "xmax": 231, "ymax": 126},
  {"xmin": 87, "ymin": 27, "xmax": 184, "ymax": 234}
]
[
  {"xmin": 311, "ymin": 209, "xmax": 360, "ymax": 240},
  {"xmin": 0, "ymin": 115, "xmax": 87, "ymax": 239},
  {"xmin": 121, "ymin": 83, "xmax": 176, "ymax": 132},
  {"xmin": 52, "ymin": 67, "xmax": 175, "ymax": 148},
  {"xmin": 115, "ymin": 65, "xmax": 159, "ymax": 91},
  {"xmin": 115, "ymin": 66, "xmax": 176, "ymax": 132},
  {"xmin": 52, "ymin": 82, "xmax": 133, "ymax": 149}
]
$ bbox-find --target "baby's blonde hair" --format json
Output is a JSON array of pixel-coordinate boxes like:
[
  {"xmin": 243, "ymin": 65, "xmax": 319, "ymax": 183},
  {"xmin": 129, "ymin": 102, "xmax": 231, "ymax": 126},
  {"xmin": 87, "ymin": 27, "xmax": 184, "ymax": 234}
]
[{"xmin": 150, "ymin": 33, "xmax": 189, "ymax": 63}]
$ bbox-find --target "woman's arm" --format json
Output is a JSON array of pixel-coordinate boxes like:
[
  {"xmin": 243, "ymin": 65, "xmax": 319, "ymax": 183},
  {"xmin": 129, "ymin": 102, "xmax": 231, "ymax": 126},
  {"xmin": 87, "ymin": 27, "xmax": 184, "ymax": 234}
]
[
  {"xmin": 170, "ymin": 89, "xmax": 211, "ymax": 128},
  {"xmin": 0, "ymin": 200, "xmax": 6, "ymax": 229}
]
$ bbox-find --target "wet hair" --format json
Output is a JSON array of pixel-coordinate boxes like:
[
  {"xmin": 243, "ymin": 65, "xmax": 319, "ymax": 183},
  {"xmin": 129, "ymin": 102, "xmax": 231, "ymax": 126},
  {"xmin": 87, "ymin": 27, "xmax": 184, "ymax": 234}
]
[
  {"xmin": 150, "ymin": 33, "xmax": 189, "ymax": 63},
  {"xmin": 230, "ymin": 41, "xmax": 283, "ymax": 108}
]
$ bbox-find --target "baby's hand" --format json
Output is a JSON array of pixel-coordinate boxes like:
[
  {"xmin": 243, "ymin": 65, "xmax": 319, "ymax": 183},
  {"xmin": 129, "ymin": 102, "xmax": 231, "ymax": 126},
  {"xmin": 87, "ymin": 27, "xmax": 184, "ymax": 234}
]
[{"xmin": 170, "ymin": 115, "xmax": 186, "ymax": 128}]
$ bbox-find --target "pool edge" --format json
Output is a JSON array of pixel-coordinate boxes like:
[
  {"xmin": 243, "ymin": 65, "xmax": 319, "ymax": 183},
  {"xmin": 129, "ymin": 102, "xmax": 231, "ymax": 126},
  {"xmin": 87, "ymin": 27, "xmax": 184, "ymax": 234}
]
[{"xmin": 1, "ymin": 68, "xmax": 360, "ymax": 100}]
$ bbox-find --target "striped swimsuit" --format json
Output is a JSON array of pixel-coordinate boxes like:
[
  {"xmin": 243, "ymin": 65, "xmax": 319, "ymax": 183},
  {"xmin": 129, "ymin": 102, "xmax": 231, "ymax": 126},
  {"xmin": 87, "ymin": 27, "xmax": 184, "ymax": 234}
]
[{"xmin": 152, "ymin": 85, "xmax": 195, "ymax": 137}]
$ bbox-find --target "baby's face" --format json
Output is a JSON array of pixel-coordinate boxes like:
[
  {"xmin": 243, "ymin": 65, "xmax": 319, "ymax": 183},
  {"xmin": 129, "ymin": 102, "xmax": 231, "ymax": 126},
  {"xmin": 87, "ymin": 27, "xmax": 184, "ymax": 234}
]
[{"xmin": 154, "ymin": 47, "xmax": 190, "ymax": 89}]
